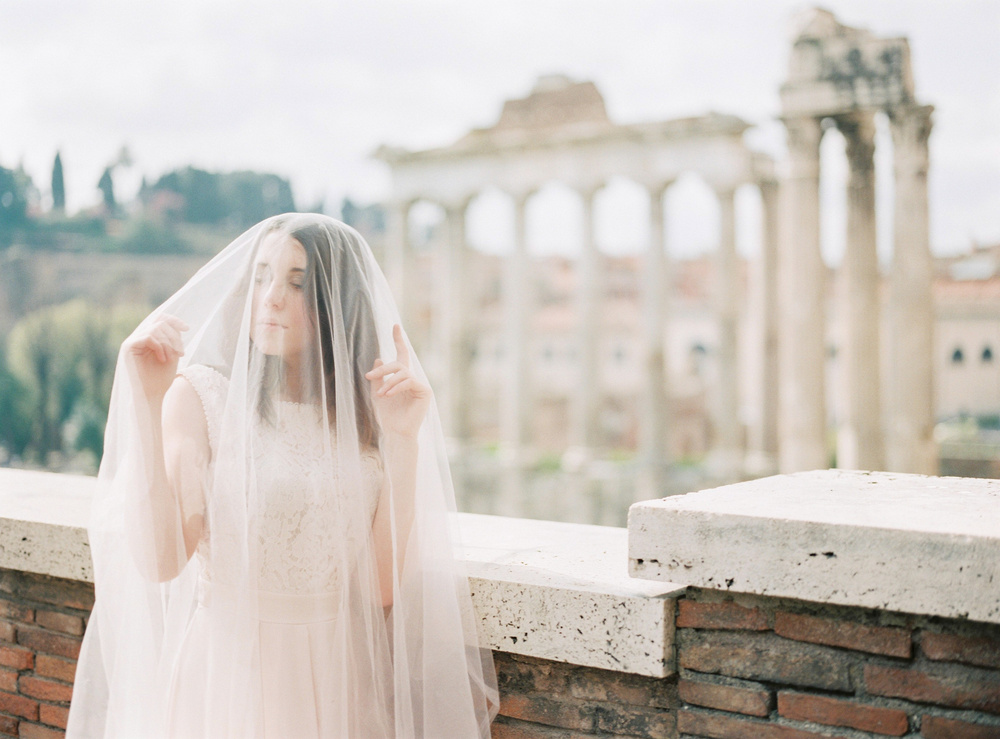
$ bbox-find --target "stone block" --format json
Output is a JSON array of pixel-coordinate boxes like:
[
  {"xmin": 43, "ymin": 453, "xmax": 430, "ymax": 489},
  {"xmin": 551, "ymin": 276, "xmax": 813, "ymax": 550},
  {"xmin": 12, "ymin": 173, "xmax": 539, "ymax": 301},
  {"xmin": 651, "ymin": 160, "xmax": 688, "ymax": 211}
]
[{"xmin": 629, "ymin": 470, "xmax": 1000, "ymax": 625}]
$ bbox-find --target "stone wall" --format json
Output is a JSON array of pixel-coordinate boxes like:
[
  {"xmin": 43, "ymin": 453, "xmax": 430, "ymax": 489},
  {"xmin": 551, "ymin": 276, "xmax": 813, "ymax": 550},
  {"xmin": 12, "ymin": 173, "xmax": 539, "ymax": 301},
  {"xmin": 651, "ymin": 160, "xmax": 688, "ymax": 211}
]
[{"xmin": 0, "ymin": 468, "xmax": 997, "ymax": 738}]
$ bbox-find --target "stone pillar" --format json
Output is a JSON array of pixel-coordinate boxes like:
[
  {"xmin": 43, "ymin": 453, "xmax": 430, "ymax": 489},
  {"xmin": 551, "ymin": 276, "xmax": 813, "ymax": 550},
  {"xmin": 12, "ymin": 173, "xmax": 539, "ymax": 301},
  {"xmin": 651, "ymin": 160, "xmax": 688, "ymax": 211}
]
[
  {"xmin": 747, "ymin": 179, "xmax": 780, "ymax": 473},
  {"xmin": 778, "ymin": 116, "xmax": 827, "ymax": 472},
  {"xmin": 836, "ymin": 113, "xmax": 883, "ymax": 471},
  {"xmin": 571, "ymin": 185, "xmax": 602, "ymax": 452},
  {"xmin": 638, "ymin": 183, "xmax": 672, "ymax": 499},
  {"xmin": 499, "ymin": 192, "xmax": 534, "ymax": 516},
  {"xmin": 709, "ymin": 186, "xmax": 742, "ymax": 480},
  {"xmin": 385, "ymin": 200, "xmax": 411, "ymax": 325},
  {"xmin": 435, "ymin": 202, "xmax": 471, "ymax": 442},
  {"xmin": 887, "ymin": 105, "xmax": 936, "ymax": 474},
  {"xmin": 501, "ymin": 192, "xmax": 533, "ymax": 453}
]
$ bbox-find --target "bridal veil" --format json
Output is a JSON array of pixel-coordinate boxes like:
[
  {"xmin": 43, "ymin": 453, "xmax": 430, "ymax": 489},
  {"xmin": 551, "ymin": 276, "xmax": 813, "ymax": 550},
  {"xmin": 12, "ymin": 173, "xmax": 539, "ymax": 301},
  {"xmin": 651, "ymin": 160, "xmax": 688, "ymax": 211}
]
[{"xmin": 66, "ymin": 213, "xmax": 498, "ymax": 738}]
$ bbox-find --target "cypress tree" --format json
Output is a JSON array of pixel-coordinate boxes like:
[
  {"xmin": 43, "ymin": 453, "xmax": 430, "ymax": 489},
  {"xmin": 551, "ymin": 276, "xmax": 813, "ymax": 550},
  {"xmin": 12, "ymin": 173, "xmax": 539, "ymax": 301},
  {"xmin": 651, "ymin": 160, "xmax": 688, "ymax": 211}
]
[
  {"xmin": 97, "ymin": 167, "xmax": 115, "ymax": 214},
  {"xmin": 51, "ymin": 152, "xmax": 65, "ymax": 212}
]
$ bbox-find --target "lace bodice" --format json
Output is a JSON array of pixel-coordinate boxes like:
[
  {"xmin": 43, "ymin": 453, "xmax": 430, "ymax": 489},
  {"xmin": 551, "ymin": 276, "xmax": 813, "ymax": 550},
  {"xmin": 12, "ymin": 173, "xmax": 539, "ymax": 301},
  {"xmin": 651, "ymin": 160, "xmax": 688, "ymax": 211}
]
[{"xmin": 179, "ymin": 364, "xmax": 384, "ymax": 594}]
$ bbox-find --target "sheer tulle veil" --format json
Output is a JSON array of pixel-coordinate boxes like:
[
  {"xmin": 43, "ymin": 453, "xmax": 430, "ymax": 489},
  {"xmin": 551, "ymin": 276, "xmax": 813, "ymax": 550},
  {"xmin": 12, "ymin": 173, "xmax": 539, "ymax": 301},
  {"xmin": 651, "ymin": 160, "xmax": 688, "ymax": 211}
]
[{"xmin": 67, "ymin": 214, "xmax": 498, "ymax": 738}]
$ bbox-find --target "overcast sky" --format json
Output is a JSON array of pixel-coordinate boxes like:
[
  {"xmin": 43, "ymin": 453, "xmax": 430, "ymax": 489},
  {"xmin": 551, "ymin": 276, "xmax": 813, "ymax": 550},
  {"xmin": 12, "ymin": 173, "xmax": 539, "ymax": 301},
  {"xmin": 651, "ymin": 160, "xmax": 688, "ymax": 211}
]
[{"xmin": 2, "ymin": 0, "xmax": 997, "ymax": 261}]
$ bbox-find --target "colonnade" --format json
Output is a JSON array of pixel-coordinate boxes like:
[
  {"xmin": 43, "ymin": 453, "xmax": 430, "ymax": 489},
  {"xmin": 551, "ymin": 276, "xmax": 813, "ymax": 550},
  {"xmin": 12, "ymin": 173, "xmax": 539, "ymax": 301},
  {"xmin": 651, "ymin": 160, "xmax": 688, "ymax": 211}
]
[
  {"xmin": 384, "ymin": 174, "xmax": 780, "ymax": 493},
  {"xmin": 778, "ymin": 105, "xmax": 936, "ymax": 475}
]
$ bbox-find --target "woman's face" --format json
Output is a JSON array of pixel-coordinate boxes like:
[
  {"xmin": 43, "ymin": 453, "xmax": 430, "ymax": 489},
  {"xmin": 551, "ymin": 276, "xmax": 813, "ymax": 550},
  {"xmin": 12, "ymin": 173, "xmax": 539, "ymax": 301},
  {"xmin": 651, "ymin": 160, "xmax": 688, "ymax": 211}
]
[{"xmin": 251, "ymin": 232, "xmax": 311, "ymax": 363}]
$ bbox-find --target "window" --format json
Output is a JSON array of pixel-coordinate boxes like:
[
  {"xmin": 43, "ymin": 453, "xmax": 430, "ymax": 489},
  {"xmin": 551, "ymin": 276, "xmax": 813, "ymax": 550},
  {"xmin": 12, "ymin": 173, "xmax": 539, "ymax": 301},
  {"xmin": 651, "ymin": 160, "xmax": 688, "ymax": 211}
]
[
  {"xmin": 951, "ymin": 347, "xmax": 964, "ymax": 364},
  {"xmin": 983, "ymin": 346, "xmax": 994, "ymax": 363}
]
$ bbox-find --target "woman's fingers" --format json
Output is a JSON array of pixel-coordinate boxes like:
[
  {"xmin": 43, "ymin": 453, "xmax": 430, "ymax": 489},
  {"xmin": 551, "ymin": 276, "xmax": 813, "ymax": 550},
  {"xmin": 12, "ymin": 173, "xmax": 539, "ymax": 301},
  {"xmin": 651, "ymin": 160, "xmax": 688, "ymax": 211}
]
[
  {"xmin": 382, "ymin": 377, "xmax": 418, "ymax": 398},
  {"xmin": 377, "ymin": 370, "xmax": 410, "ymax": 396},
  {"xmin": 393, "ymin": 324, "xmax": 410, "ymax": 367},
  {"xmin": 161, "ymin": 314, "xmax": 190, "ymax": 332},
  {"xmin": 366, "ymin": 360, "xmax": 405, "ymax": 380}
]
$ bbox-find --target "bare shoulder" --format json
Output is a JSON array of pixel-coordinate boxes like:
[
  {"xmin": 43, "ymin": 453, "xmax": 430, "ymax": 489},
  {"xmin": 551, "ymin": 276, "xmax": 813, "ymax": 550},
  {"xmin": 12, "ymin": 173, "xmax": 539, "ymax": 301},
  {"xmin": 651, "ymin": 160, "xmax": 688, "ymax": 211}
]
[{"xmin": 162, "ymin": 374, "xmax": 210, "ymax": 457}]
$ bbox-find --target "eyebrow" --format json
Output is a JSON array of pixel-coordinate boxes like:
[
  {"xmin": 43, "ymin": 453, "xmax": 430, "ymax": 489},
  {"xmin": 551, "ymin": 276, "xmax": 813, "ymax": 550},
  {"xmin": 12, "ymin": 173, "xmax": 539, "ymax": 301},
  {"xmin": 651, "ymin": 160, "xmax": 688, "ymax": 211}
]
[{"xmin": 255, "ymin": 263, "xmax": 306, "ymax": 274}]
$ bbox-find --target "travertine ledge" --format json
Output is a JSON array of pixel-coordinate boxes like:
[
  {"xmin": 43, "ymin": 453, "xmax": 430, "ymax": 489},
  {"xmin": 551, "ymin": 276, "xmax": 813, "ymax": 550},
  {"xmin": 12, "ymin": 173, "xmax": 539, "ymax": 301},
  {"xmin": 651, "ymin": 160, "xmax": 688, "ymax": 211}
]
[
  {"xmin": 0, "ymin": 468, "xmax": 682, "ymax": 678},
  {"xmin": 629, "ymin": 469, "xmax": 1000, "ymax": 624}
]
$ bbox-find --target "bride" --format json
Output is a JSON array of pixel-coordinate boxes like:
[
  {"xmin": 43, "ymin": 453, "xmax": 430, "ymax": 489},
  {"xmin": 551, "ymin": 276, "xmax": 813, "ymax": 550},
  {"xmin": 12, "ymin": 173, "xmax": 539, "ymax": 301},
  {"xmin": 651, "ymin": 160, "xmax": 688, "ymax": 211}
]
[{"xmin": 67, "ymin": 214, "xmax": 498, "ymax": 738}]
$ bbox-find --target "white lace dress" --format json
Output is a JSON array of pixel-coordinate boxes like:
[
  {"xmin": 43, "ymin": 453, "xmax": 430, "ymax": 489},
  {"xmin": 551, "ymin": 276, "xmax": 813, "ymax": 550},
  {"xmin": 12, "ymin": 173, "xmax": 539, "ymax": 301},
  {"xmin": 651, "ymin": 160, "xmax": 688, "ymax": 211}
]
[{"xmin": 167, "ymin": 365, "xmax": 385, "ymax": 738}]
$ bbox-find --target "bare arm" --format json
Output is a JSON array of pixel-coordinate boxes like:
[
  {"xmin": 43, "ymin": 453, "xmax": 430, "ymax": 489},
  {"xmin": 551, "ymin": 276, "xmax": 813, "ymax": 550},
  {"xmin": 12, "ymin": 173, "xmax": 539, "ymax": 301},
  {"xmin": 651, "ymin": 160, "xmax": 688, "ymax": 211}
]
[
  {"xmin": 122, "ymin": 315, "xmax": 208, "ymax": 582},
  {"xmin": 370, "ymin": 435, "xmax": 418, "ymax": 608},
  {"xmin": 366, "ymin": 325, "xmax": 431, "ymax": 609}
]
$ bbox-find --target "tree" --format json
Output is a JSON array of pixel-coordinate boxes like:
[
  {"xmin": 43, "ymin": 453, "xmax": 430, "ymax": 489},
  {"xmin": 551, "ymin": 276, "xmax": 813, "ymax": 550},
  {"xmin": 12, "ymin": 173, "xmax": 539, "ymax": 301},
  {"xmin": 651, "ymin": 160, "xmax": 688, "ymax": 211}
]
[
  {"xmin": 97, "ymin": 167, "xmax": 116, "ymax": 214},
  {"xmin": 51, "ymin": 152, "xmax": 66, "ymax": 213},
  {"xmin": 0, "ymin": 165, "xmax": 33, "ymax": 246},
  {"xmin": 5, "ymin": 299, "xmax": 146, "ymax": 465},
  {"xmin": 147, "ymin": 167, "xmax": 296, "ymax": 228}
]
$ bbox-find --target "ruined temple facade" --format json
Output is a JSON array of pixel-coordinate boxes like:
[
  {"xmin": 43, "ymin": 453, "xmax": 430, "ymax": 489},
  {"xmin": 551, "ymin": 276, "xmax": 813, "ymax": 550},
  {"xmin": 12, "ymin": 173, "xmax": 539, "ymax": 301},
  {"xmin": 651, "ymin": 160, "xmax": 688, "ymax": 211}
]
[
  {"xmin": 376, "ymin": 8, "xmax": 939, "ymax": 489},
  {"xmin": 778, "ymin": 9, "xmax": 935, "ymax": 475}
]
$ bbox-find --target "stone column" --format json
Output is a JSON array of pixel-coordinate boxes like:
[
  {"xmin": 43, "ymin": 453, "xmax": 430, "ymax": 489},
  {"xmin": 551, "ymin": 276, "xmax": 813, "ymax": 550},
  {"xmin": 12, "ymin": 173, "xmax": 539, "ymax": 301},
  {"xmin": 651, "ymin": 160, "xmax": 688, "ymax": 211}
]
[
  {"xmin": 571, "ymin": 185, "xmax": 602, "ymax": 452},
  {"xmin": 836, "ymin": 113, "xmax": 883, "ymax": 471},
  {"xmin": 887, "ymin": 104, "xmax": 936, "ymax": 474},
  {"xmin": 499, "ymin": 192, "xmax": 534, "ymax": 516},
  {"xmin": 747, "ymin": 179, "xmax": 780, "ymax": 472},
  {"xmin": 385, "ymin": 200, "xmax": 411, "ymax": 325},
  {"xmin": 638, "ymin": 183, "xmax": 672, "ymax": 499},
  {"xmin": 709, "ymin": 186, "xmax": 742, "ymax": 480},
  {"xmin": 778, "ymin": 116, "xmax": 827, "ymax": 472},
  {"xmin": 435, "ymin": 202, "xmax": 471, "ymax": 442},
  {"xmin": 501, "ymin": 192, "xmax": 533, "ymax": 453}
]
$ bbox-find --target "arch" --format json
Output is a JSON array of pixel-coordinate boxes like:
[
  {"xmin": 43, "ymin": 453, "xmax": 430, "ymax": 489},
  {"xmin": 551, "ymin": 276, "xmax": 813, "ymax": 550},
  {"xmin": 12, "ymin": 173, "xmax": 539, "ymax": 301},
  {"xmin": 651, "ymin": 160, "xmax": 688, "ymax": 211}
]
[
  {"xmin": 594, "ymin": 176, "xmax": 649, "ymax": 256},
  {"xmin": 465, "ymin": 187, "xmax": 515, "ymax": 256},
  {"xmin": 525, "ymin": 181, "xmax": 583, "ymax": 257},
  {"xmin": 665, "ymin": 173, "xmax": 718, "ymax": 259}
]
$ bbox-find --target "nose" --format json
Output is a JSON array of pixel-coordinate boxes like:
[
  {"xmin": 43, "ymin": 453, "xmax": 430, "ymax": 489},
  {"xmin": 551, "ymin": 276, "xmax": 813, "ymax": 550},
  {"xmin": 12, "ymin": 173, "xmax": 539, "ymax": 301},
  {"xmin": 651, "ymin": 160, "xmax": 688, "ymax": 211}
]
[{"xmin": 263, "ymin": 280, "xmax": 285, "ymax": 309}]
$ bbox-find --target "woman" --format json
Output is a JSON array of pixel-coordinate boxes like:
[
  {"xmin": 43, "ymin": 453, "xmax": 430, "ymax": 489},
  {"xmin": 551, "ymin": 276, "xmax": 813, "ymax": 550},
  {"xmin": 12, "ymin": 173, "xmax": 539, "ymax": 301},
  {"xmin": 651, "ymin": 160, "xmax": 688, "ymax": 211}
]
[{"xmin": 67, "ymin": 214, "xmax": 498, "ymax": 738}]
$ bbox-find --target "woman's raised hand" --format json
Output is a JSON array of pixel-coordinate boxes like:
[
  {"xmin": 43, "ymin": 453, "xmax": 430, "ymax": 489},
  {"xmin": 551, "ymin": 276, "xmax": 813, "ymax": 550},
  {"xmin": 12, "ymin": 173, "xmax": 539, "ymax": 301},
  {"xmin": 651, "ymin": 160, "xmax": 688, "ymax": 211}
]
[
  {"xmin": 366, "ymin": 325, "xmax": 432, "ymax": 439},
  {"xmin": 124, "ymin": 314, "xmax": 189, "ymax": 401}
]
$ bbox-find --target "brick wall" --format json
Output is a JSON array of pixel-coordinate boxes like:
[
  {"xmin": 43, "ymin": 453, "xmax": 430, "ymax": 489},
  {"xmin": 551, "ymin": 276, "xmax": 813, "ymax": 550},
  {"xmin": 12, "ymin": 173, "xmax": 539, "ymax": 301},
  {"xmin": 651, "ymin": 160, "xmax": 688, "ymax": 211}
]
[
  {"xmin": 676, "ymin": 589, "xmax": 1000, "ymax": 738},
  {"xmin": 492, "ymin": 652, "xmax": 677, "ymax": 738},
  {"xmin": 2, "ymin": 566, "xmax": 999, "ymax": 739},
  {"xmin": 0, "ymin": 568, "xmax": 92, "ymax": 739}
]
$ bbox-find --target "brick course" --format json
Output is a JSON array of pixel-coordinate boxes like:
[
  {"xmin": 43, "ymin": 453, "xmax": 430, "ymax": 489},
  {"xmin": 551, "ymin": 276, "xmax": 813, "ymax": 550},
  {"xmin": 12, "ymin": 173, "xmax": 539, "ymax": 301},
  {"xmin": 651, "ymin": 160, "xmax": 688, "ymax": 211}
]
[
  {"xmin": 677, "ymin": 677, "xmax": 770, "ymax": 717},
  {"xmin": 921, "ymin": 631, "xmax": 1000, "ymax": 670},
  {"xmin": 676, "ymin": 600, "xmax": 768, "ymax": 631},
  {"xmin": 777, "ymin": 690, "xmax": 909, "ymax": 735},
  {"xmin": 774, "ymin": 610, "xmax": 912, "ymax": 658},
  {"xmin": 865, "ymin": 663, "xmax": 1000, "ymax": 714},
  {"xmin": 920, "ymin": 715, "xmax": 1000, "ymax": 738}
]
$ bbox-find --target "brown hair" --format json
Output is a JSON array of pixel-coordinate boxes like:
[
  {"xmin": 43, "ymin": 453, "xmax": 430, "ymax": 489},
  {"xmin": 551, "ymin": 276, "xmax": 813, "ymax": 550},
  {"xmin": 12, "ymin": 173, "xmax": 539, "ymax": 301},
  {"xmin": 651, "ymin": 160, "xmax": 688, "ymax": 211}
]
[{"xmin": 254, "ymin": 217, "xmax": 381, "ymax": 449}]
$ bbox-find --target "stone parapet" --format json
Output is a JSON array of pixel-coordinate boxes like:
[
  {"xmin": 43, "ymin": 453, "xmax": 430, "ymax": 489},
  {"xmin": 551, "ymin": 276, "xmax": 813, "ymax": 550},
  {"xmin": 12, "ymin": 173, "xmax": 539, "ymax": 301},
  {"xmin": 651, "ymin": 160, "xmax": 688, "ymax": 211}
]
[
  {"xmin": 0, "ymin": 469, "xmax": 682, "ymax": 679},
  {"xmin": 629, "ymin": 469, "xmax": 1000, "ymax": 624}
]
